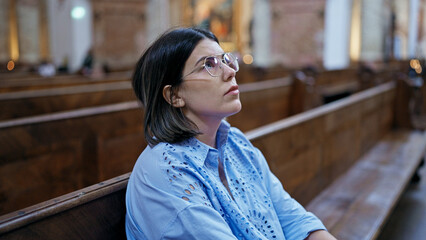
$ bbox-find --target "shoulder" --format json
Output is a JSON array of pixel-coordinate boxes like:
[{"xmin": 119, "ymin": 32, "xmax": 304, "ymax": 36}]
[
  {"xmin": 226, "ymin": 125, "xmax": 269, "ymax": 171},
  {"xmin": 130, "ymin": 141, "xmax": 202, "ymax": 185},
  {"xmin": 126, "ymin": 141, "xmax": 214, "ymax": 239},
  {"xmin": 228, "ymin": 126, "xmax": 253, "ymax": 147},
  {"xmin": 128, "ymin": 141, "xmax": 209, "ymax": 203}
]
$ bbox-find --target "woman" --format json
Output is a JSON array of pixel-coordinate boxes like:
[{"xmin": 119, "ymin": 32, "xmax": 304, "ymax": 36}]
[{"xmin": 126, "ymin": 27, "xmax": 336, "ymax": 240}]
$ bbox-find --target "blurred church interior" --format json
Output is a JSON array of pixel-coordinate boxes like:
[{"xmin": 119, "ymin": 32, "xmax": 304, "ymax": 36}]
[{"xmin": 0, "ymin": 0, "xmax": 426, "ymax": 239}]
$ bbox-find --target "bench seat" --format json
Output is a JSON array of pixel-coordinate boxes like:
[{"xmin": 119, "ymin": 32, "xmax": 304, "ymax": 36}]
[{"xmin": 306, "ymin": 130, "xmax": 426, "ymax": 240}]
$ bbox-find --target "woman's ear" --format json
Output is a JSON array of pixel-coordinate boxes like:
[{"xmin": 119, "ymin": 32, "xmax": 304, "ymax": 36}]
[{"xmin": 162, "ymin": 85, "xmax": 185, "ymax": 108}]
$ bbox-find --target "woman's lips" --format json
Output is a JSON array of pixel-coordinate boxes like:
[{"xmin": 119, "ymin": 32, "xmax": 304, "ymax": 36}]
[{"xmin": 225, "ymin": 85, "xmax": 239, "ymax": 95}]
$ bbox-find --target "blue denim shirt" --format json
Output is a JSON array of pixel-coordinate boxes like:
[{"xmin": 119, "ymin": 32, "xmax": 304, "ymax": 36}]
[{"xmin": 125, "ymin": 121, "xmax": 326, "ymax": 239}]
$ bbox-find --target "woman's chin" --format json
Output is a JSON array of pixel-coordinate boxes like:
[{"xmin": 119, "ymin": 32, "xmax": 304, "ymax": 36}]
[{"xmin": 225, "ymin": 102, "xmax": 242, "ymax": 118}]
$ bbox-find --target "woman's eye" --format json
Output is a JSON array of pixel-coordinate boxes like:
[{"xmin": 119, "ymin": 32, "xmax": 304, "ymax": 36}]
[
  {"xmin": 204, "ymin": 57, "xmax": 218, "ymax": 69},
  {"xmin": 223, "ymin": 54, "xmax": 231, "ymax": 64}
]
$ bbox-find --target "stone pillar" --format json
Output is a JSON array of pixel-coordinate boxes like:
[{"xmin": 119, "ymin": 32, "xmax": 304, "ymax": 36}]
[
  {"xmin": 393, "ymin": 0, "xmax": 409, "ymax": 59},
  {"xmin": 360, "ymin": 0, "xmax": 383, "ymax": 61},
  {"xmin": 420, "ymin": 0, "xmax": 426, "ymax": 58},
  {"xmin": 252, "ymin": 0, "xmax": 271, "ymax": 67},
  {"xmin": 46, "ymin": 0, "xmax": 73, "ymax": 68},
  {"xmin": 147, "ymin": 0, "xmax": 170, "ymax": 44},
  {"xmin": 16, "ymin": 0, "xmax": 40, "ymax": 64},
  {"xmin": 70, "ymin": 0, "xmax": 92, "ymax": 72},
  {"xmin": 45, "ymin": 0, "xmax": 91, "ymax": 72},
  {"xmin": 0, "ymin": 1, "xmax": 10, "ymax": 63},
  {"xmin": 408, "ymin": 0, "xmax": 420, "ymax": 58},
  {"xmin": 359, "ymin": 0, "xmax": 392, "ymax": 62},
  {"xmin": 323, "ymin": 0, "xmax": 352, "ymax": 70}
]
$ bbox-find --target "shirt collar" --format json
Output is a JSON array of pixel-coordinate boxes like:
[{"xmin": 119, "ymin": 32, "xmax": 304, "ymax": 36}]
[
  {"xmin": 186, "ymin": 120, "xmax": 231, "ymax": 168},
  {"xmin": 216, "ymin": 120, "xmax": 231, "ymax": 148}
]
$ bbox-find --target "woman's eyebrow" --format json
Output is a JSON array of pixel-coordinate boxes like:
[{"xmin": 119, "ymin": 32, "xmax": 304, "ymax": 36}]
[
  {"xmin": 193, "ymin": 56, "xmax": 207, "ymax": 67},
  {"xmin": 193, "ymin": 52, "xmax": 225, "ymax": 67}
]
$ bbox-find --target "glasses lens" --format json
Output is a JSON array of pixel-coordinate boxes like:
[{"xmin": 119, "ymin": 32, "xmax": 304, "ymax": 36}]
[
  {"xmin": 204, "ymin": 56, "xmax": 221, "ymax": 76},
  {"xmin": 223, "ymin": 53, "xmax": 239, "ymax": 72}
]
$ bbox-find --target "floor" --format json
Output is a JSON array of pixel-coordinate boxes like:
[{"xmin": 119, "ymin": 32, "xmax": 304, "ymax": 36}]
[{"xmin": 377, "ymin": 161, "xmax": 426, "ymax": 240}]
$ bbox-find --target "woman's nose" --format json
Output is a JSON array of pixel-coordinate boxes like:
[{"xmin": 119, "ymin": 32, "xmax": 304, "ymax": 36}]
[{"xmin": 222, "ymin": 64, "xmax": 236, "ymax": 82}]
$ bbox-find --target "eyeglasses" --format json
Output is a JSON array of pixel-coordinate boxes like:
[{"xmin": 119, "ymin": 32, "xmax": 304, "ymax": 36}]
[{"xmin": 182, "ymin": 52, "xmax": 239, "ymax": 79}]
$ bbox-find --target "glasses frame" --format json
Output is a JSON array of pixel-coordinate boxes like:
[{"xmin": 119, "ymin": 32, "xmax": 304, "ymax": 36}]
[{"xmin": 181, "ymin": 52, "xmax": 239, "ymax": 79}]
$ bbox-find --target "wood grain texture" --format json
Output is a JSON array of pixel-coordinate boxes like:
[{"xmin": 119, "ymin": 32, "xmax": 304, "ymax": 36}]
[
  {"xmin": 0, "ymin": 77, "xmax": 297, "ymax": 214},
  {"xmin": 0, "ymin": 81, "xmax": 135, "ymax": 120},
  {"xmin": 0, "ymin": 102, "xmax": 144, "ymax": 214},
  {"xmin": 0, "ymin": 71, "xmax": 131, "ymax": 93},
  {"xmin": 246, "ymin": 82, "xmax": 396, "ymax": 205},
  {"xmin": 307, "ymin": 131, "xmax": 426, "ymax": 240},
  {"xmin": 0, "ymin": 80, "xmax": 422, "ymax": 239},
  {"xmin": 0, "ymin": 173, "xmax": 129, "ymax": 240}
]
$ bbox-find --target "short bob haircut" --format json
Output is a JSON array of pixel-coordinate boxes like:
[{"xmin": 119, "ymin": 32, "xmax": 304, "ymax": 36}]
[{"xmin": 132, "ymin": 27, "xmax": 219, "ymax": 146}]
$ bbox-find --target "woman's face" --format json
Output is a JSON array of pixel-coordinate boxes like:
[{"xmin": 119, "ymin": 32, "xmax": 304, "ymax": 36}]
[{"xmin": 177, "ymin": 38, "xmax": 241, "ymax": 124}]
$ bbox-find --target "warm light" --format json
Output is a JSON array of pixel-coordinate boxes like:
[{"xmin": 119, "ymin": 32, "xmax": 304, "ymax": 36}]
[
  {"xmin": 71, "ymin": 6, "xmax": 86, "ymax": 20},
  {"xmin": 350, "ymin": 0, "xmax": 362, "ymax": 61},
  {"xmin": 9, "ymin": 0, "xmax": 19, "ymax": 61},
  {"xmin": 410, "ymin": 59, "xmax": 420, "ymax": 69},
  {"xmin": 7, "ymin": 60, "xmax": 15, "ymax": 71},
  {"xmin": 243, "ymin": 54, "xmax": 254, "ymax": 65},
  {"xmin": 410, "ymin": 59, "xmax": 422, "ymax": 74}
]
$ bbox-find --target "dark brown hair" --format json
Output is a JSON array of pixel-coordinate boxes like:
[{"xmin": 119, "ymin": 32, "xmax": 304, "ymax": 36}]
[{"xmin": 132, "ymin": 27, "xmax": 219, "ymax": 146}]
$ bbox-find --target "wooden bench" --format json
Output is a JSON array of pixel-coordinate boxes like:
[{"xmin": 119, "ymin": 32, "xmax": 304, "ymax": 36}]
[
  {"xmin": 306, "ymin": 131, "xmax": 425, "ymax": 239},
  {"xmin": 245, "ymin": 81, "xmax": 426, "ymax": 239},
  {"xmin": 0, "ymin": 102, "xmax": 145, "ymax": 215},
  {"xmin": 312, "ymin": 66, "xmax": 395, "ymax": 104},
  {"xmin": 0, "ymin": 81, "xmax": 135, "ymax": 120},
  {"xmin": 1, "ymin": 77, "xmax": 293, "ymax": 124},
  {"xmin": 0, "ymin": 80, "xmax": 426, "ymax": 239},
  {"xmin": 0, "ymin": 64, "xmax": 288, "ymax": 92},
  {"xmin": 0, "ymin": 71, "xmax": 131, "ymax": 93},
  {"xmin": 227, "ymin": 77, "xmax": 293, "ymax": 131},
  {"xmin": 395, "ymin": 72, "xmax": 426, "ymax": 130},
  {"xmin": 1, "ymin": 81, "xmax": 424, "ymax": 239},
  {"xmin": 235, "ymin": 64, "xmax": 292, "ymax": 83},
  {"xmin": 314, "ymin": 68, "xmax": 360, "ymax": 103},
  {"xmin": 0, "ymin": 173, "xmax": 129, "ymax": 239},
  {"xmin": 0, "ymin": 77, "xmax": 301, "ymax": 214}
]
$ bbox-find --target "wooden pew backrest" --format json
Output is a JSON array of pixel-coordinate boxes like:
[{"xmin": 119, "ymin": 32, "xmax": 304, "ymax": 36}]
[
  {"xmin": 246, "ymin": 82, "xmax": 396, "ymax": 205},
  {"xmin": 0, "ymin": 77, "xmax": 293, "ymax": 214},
  {"xmin": 0, "ymin": 71, "xmax": 131, "ymax": 93},
  {"xmin": 227, "ymin": 77, "xmax": 293, "ymax": 131},
  {"xmin": 0, "ymin": 81, "xmax": 416, "ymax": 240},
  {"xmin": 0, "ymin": 81, "xmax": 135, "ymax": 120},
  {"xmin": 0, "ymin": 102, "xmax": 144, "ymax": 215},
  {"xmin": 0, "ymin": 173, "xmax": 129, "ymax": 240}
]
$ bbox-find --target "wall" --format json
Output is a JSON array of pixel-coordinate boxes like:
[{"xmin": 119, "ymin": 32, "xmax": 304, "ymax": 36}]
[
  {"xmin": 92, "ymin": 0, "xmax": 147, "ymax": 71},
  {"xmin": 269, "ymin": 0, "xmax": 326, "ymax": 68}
]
